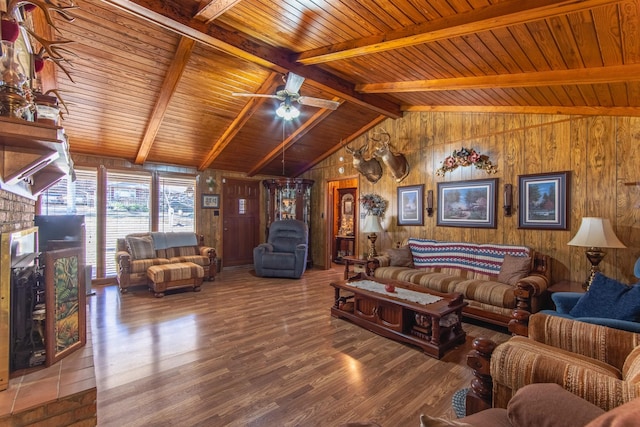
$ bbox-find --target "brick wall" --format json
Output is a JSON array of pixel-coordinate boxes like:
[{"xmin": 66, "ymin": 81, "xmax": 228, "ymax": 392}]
[{"xmin": 0, "ymin": 190, "xmax": 36, "ymax": 233}]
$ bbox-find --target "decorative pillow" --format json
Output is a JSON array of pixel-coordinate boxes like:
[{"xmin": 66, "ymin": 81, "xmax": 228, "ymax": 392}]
[
  {"xmin": 387, "ymin": 245, "xmax": 413, "ymax": 267},
  {"xmin": 507, "ymin": 383, "xmax": 604, "ymax": 427},
  {"xmin": 126, "ymin": 235, "xmax": 155, "ymax": 260},
  {"xmin": 497, "ymin": 254, "xmax": 531, "ymax": 285},
  {"xmin": 569, "ymin": 273, "xmax": 640, "ymax": 321}
]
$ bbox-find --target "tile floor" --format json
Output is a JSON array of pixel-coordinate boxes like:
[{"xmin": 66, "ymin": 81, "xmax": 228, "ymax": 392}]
[{"xmin": 0, "ymin": 328, "xmax": 95, "ymax": 417}]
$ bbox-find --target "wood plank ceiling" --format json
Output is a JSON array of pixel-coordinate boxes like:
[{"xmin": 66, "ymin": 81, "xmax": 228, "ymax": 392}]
[{"xmin": 31, "ymin": 0, "xmax": 640, "ymax": 176}]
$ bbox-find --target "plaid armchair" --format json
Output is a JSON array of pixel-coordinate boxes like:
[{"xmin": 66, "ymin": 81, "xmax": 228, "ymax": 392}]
[{"xmin": 490, "ymin": 312, "xmax": 640, "ymax": 411}]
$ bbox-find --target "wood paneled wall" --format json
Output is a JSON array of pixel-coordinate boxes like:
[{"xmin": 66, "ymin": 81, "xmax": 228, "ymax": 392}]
[{"xmin": 302, "ymin": 112, "xmax": 640, "ymax": 285}]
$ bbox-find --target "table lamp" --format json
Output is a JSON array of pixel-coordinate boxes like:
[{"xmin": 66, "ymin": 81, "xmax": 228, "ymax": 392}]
[
  {"xmin": 567, "ymin": 217, "xmax": 626, "ymax": 289},
  {"xmin": 362, "ymin": 214, "xmax": 383, "ymax": 259}
]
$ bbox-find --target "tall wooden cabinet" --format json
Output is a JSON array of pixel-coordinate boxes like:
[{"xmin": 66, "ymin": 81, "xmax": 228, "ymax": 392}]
[{"xmin": 263, "ymin": 178, "xmax": 314, "ymax": 267}]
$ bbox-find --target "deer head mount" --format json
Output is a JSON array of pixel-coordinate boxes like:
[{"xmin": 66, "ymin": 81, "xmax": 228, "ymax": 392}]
[
  {"xmin": 371, "ymin": 129, "xmax": 410, "ymax": 183},
  {"xmin": 344, "ymin": 141, "xmax": 382, "ymax": 183}
]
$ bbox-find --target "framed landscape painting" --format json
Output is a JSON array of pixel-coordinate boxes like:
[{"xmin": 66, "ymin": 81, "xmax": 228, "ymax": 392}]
[
  {"xmin": 437, "ymin": 179, "xmax": 497, "ymax": 228},
  {"xmin": 518, "ymin": 171, "xmax": 570, "ymax": 230},
  {"xmin": 397, "ymin": 184, "xmax": 424, "ymax": 226}
]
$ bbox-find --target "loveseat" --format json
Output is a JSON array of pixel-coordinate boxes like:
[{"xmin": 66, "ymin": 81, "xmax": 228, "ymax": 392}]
[
  {"xmin": 372, "ymin": 238, "xmax": 550, "ymax": 328},
  {"xmin": 115, "ymin": 231, "xmax": 216, "ymax": 293}
]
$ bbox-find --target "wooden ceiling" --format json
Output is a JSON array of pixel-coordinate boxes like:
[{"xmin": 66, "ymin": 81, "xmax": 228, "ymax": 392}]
[{"xmin": 33, "ymin": 0, "xmax": 640, "ymax": 176}]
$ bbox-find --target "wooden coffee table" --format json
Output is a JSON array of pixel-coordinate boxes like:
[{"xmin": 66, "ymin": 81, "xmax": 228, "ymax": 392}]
[{"xmin": 330, "ymin": 274, "xmax": 467, "ymax": 359}]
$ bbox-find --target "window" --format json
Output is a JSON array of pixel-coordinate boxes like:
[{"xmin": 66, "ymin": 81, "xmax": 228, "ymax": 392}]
[
  {"xmin": 40, "ymin": 168, "xmax": 97, "ymax": 278},
  {"xmin": 159, "ymin": 175, "xmax": 196, "ymax": 232},
  {"xmin": 40, "ymin": 168, "xmax": 197, "ymax": 279},
  {"xmin": 105, "ymin": 170, "xmax": 151, "ymax": 276}
]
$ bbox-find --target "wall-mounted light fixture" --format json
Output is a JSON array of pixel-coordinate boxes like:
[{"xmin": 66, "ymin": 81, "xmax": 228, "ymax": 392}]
[
  {"xmin": 504, "ymin": 184, "xmax": 513, "ymax": 216},
  {"xmin": 426, "ymin": 190, "xmax": 434, "ymax": 217}
]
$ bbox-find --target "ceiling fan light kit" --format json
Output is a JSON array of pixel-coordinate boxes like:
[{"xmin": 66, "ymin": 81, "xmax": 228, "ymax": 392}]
[{"xmin": 276, "ymin": 101, "xmax": 300, "ymax": 120}]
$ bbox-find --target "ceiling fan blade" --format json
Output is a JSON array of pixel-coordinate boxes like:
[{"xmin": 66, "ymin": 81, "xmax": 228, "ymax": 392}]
[
  {"xmin": 284, "ymin": 72, "xmax": 305, "ymax": 94},
  {"xmin": 297, "ymin": 96, "xmax": 340, "ymax": 110}
]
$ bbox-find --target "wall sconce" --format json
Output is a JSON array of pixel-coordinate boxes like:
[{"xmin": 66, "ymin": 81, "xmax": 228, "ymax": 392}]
[
  {"xmin": 426, "ymin": 190, "xmax": 434, "ymax": 217},
  {"xmin": 504, "ymin": 184, "xmax": 513, "ymax": 216}
]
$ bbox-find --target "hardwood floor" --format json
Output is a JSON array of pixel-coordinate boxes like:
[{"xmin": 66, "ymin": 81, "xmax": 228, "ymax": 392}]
[{"xmin": 90, "ymin": 266, "xmax": 510, "ymax": 427}]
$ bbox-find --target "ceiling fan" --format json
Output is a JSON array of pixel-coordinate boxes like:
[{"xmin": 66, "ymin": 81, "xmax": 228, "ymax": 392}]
[{"xmin": 232, "ymin": 72, "xmax": 341, "ymax": 119}]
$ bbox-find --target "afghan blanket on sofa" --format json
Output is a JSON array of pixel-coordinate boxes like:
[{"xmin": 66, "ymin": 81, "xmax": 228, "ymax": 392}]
[{"xmin": 407, "ymin": 238, "xmax": 530, "ymax": 276}]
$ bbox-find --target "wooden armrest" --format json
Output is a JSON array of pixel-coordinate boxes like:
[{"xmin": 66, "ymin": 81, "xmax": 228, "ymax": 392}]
[{"xmin": 465, "ymin": 337, "xmax": 497, "ymax": 415}]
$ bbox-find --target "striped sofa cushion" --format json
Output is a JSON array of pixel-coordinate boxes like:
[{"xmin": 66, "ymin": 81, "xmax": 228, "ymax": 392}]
[
  {"xmin": 407, "ymin": 238, "xmax": 530, "ymax": 276},
  {"xmin": 157, "ymin": 245, "xmax": 199, "ymax": 259}
]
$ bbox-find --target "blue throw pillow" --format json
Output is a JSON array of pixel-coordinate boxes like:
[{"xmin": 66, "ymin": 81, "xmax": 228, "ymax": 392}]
[{"xmin": 569, "ymin": 273, "xmax": 640, "ymax": 321}]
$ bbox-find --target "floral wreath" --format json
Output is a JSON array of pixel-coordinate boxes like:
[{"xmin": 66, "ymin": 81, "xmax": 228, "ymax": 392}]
[
  {"xmin": 436, "ymin": 147, "xmax": 497, "ymax": 176},
  {"xmin": 359, "ymin": 193, "xmax": 387, "ymax": 217}
]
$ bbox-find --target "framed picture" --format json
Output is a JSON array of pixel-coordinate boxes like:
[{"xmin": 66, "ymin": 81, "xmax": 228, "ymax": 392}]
[
  {"xmin": 202, "ymin": 194, "xmax": 220, "ymax": 209},
  {"xmin": 397, "ymin": 184, "xmax": 424, "ymax": 226},
  {"xmin": 437, "ymin": 178, "xmax": 497, "ymax": 228},
  {"xmin": 518, "ymin": 171, "xmax": 570, "ymax": 230},
  {"xmin": 45, "ymin": 247, "xmax": 86, "ymax": 367}
]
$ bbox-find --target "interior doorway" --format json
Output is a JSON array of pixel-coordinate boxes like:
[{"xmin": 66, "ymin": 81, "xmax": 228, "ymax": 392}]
[{"xmin": 326, "ymin": 177, "xmax": 359, "ymax": 269}]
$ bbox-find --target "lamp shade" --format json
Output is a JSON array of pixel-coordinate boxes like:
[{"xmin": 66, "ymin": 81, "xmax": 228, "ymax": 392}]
[
  {"xmin": 567, "ymin": 217, "xmax": 626, "ymax": 248},
  {"xmin": 362, "ymin": 214, "xmax": 382, "ymax": 233}
]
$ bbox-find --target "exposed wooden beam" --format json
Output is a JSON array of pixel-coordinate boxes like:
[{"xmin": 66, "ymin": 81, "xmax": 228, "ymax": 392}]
[
  {"xmin": 292, "ymin": 115, "xmax": 387, "ymax": 177},
  {"xmin": 247, "ymin": 97, "xmax": 342, "ymax": 176},
  {"xmin": 135, "ymin": 36, "xmax": 195, "ymax": 165},
  {"xmin": 101, "ymin": 0, "xmax": 402, "ymax": 119},
  {"xmin": 404, "ymin": 105, "xmax": 640, "ymax": 117},
  {"xmin": 194, "ymin": 0, "xmax": 243, "ymax": 23},
  {"xmin": 357, "ymin": 64, "xmax": 640, "ymax": 93},
  {"xmin": 296, "ymin": 0, "xmax": 620, "ymax": 65},
  {"xmin": 198, "ymin": 72, "xmax": 281, "ymax": 170}
]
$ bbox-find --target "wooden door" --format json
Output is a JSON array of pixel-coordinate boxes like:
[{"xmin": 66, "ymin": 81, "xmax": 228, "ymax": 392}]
[{"xmin": 222, "ymin": 178, "xmax": 260, "ymax": 267}]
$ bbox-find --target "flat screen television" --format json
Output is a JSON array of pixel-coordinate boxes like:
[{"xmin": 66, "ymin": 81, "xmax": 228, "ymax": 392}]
[{"xmin": 34, "ymin": 215, "xmax": 85, "ymax": 253}]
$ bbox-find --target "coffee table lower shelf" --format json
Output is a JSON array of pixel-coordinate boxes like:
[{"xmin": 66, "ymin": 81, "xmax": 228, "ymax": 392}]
[{"xmin": 330, "ymin": 278, "xmax": 467, "ymax": 359}]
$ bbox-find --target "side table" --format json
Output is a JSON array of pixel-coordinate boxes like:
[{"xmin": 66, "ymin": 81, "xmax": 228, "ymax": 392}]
[
  {"xmin": 546, "ymin": 280, "xmax": 585, "ymax": 310},
  {"xmin": 548, "ymin": 280, "xmax": 585, "ymax": 293},
  {"xmin": 342, "ymin": 256, "xmax": 378, "ymax": 280}
]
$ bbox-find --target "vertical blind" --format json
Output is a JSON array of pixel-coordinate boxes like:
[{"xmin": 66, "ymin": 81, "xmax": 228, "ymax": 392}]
[{"xmin": 104, "ymin": 170, "xmax": 152, "ymax": 276}]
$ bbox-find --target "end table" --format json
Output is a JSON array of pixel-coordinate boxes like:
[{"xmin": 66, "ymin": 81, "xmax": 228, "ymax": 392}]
[{"xmin": 341, "ymin": 255, "xmax": 378, "ymax": 280}]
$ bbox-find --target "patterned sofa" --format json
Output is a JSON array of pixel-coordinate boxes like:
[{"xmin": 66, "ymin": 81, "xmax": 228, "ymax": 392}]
[
  {"xmin": 372, "ymin": 238, "xmax": 550, "ymax": 328},
  {"xmin": 115, "ymin": 232, "xmax": 216, "ymax": 293}
]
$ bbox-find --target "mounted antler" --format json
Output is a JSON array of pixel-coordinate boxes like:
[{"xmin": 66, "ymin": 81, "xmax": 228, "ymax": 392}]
[
  {"xmin": 372, "ymin": 129, "xmax": 410, "ymax": 183},
  {"xmin": 8, "ymin": 0, "xmax": 77, "ymax": 28},
  {"xmin": 27, "ymin": 29, "xmax": 75, "ymax": 82},
  {"xmin": 345, "ymin": 139, "xmax": 382, "ymax": 183},
  {"xmin": 3, "ymin": 0, "xmax": 77, "ymax": 81}
]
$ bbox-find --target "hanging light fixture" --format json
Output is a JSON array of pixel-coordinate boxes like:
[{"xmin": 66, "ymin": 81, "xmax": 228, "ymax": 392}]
[{"xmin": 276, "ymin": 97, "xmax": 300, "ymax": 120}]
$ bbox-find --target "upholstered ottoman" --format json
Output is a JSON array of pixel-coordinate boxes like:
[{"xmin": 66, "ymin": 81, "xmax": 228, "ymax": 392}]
[{"xmin": 147, "ymin": 262, "xmax": 204, "ymax": 297}]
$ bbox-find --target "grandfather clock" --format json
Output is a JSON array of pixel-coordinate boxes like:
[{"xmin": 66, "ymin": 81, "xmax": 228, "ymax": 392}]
[{"xmin": 263, "ymin": 178, "xmax": 314, "ymax": 267}]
